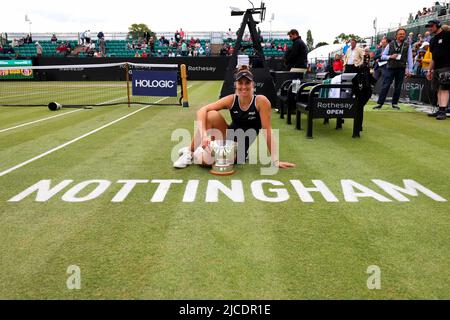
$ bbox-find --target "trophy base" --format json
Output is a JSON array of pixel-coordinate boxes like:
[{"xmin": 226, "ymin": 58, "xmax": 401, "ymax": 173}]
[
  {"xmin": 210, "ymin": 164, "xmax": 236, "ymax": 176},
  {"xmin": 209, "ymin": 169, "xmax": 236, "ymax": 176}
]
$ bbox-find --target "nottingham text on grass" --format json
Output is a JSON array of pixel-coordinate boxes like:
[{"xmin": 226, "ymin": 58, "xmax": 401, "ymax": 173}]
[{"xmin": 7, "ymin": 179, "xmax": 448, "ymax": 203}]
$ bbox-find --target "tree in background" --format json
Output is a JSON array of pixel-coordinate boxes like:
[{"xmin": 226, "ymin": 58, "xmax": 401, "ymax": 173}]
[
  {"xmin": 334, "ymin": 33, "xmax": 365, "ymax": 44},
  {"xmin": 128, "ymin": 23, "xmax": 155, "ymax": 40},
  {"xmin": 306, "ymin": 30, "xmax": 314, "ymax": 51},
  {"xmin": 315, "ymin": 42, "xmax": 329, "ymax": 49}
]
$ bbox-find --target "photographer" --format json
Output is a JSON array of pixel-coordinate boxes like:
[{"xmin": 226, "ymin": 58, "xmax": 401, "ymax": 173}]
[{"xmin": 426, "ymin": 19, "xmax": 450, "ymax": 120}]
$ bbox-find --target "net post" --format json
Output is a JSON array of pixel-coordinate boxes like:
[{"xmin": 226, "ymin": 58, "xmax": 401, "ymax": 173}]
[
  {"xmin": 180, "ymin": 64, "xmax": 189, "ymax": 108},
  {"xmin": 125, "ymin": 63, "xmax": 131, "ymax": 108}
]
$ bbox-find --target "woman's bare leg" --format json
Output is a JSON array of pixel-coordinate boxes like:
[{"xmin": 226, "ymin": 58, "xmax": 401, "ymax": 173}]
[
  {"xmin": 190, "ymin": 111, "xmax": 228, "ymax": 151},
  {"xmin": 190, "ymin": 111, "xmax": 228, "ymax": 166}
]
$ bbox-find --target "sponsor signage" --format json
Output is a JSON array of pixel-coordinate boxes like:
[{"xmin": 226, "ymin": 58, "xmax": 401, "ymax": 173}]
[
  {"xmin": 313, "ymin": 98, "xmax": 356, "ymax": 118},
  {"xmin": 132, "ymin": 70, "xmax": 178, "ymax": 97},
  {"xmin": 0, "ymin": 60, "xmax": 33, "ymax": 80}
]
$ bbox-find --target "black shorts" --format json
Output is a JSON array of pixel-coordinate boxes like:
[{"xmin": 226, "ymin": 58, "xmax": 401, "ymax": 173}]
[
  {"xmin": 432, "ymin": 67, "xmax": 450, "ymax": 91},
  {"xmin": 226, "ymin": 123, "xmax": 260, "ymax": 163}
]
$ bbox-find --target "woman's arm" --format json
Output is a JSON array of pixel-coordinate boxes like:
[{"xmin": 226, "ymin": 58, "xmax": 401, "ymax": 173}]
[
  {"xmin": 196, "ymin": 94, "xmax": 234, "ymax": 145},
  {"xmin": 257, "ymin": 96, "xmax": 296, "ymax": 169}
]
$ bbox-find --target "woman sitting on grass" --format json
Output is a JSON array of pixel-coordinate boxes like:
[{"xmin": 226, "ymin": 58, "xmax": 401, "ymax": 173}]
[{"xmin": 174, "ymin": 65, "xmax": 296, "ymax": 170}]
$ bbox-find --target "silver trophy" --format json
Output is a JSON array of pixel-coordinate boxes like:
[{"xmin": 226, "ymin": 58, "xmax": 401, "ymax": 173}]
[{"xmin": 209, "ymin": 140, "xmax": 237, "ymax": 176}]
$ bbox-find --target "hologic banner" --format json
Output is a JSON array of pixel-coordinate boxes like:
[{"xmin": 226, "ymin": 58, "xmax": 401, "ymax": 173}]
[{"xmin": 132, "ymin": 70, "xmax": 177, "ymax": 97}]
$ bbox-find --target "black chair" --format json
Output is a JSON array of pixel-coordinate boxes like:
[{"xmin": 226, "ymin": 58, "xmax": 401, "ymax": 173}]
[
  {"xmin": 295, "ymin": 83, "xmax": 362, "ymax": 139},
  {"xmin": 294, "ymin": 82, "xmax": 321, "ymax": 130},
  {"xmin": 276, "ymin": 80, "xmax": 293, "ymax": 120}
]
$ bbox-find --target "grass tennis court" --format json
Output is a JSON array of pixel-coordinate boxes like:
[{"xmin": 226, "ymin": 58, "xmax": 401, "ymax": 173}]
[{"xmin": 0, "ymin": 81, "xmax": 449, "ymax": 299}]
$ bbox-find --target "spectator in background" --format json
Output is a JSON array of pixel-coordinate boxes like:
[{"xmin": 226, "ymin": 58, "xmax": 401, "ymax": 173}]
[
  {"xmin": 149, "ymin": 36, "xmax": 155, "ymax": 53},
  {"xmin": 144, "ymin": 31, "xmax": 151, "ymax": 44},
  {"xmin": 415, "ymin": 10, "xmax": 422, "ymax": 20},
  {"xmin": 284, "ymin": 29, "xmax": 308, "ymax": 72},
  {"xmin": 374, "ymin": 28, "xmax": 413, "ymax": 110},
  {"xmin": 84, "ymin": 30, "xmax": 91, "ymax": 44},
  {"xmin": 421, "ymin": 42, "xmax": 432, "ymax": 75},
  {"xmin": 180, "ymin": 28, "xmax": 185, "ymax": 40},
  {"xmin": 424, "ymin": 31, "xmax": 431, "ymax": 42},
  {"xmin": 198, "ymin": 45, "xmax": 205, "ymax": 56},
  {"xmin": 97, "ymin": 31, "xmax": 105, "ymax": 40},
  {"xmin": 181, "ymin": 40, "xmax": 188, "ymax": 56},
  {"xmin": 333, "ymin": 54, "xmax": 344, "ymax": 72},
  {"xmin": 414, "ymin": 49, "xmax": 426, "ymax": 75},
  {"xmin": 220, "ymin": 44, "xmax": 228, "ymax": 56},
  {"xmin": 141, "ymin": 50, "xmax": 148, "ymax": 58},
  {"xmin": 283, "ymin": 43, "xmax": 288, "ymax": 52},
  {"xmin": 175, "ymin": 30, "xmax": 181, "ymax": 43},
  {"xmin": 35, "ymin": 42, "xmax": 43, "ymax": 57},
  {"xmin": 363, "ymin": 47, "xmax": 372, "ymax": 67},
  {"xmin": 56, "ymin": 42, "xmax": 69, "ymax": 56},
  {"xmin": 418, "ymin": 34, "xmax": 423, "ymax": 43},
  {"xmin": 373, "ymin": 38, "xmax": 389, "ymax": 81},
  {"xmin": 426, "ymin": 19, "xmax": 450, "ymax": 120},
  {"xmin": 24, "ymin": 34, "xmax": 32, "ymax": 44},
  {"xmin": 343, "ymin": 40, "xmax": 351, "ymax": 55},
  {"xmin": 408, "ymin": 32, "xmax": 415, "ymax": 44},
  {"xmin": 80, "ymin": 31, "xmax": 86, "ymax": 44},
  {"xmin": 168, "ymin": 49, "xmax": 175, "ymax": 57},
  {"xmin": 226, "ymin": 28, "xmax": 234, "ymax": 42},
  {"xmin": 51, "ymin": 34, "xmax": 57, "ymax": 43},
  {"xmin": 343, "ymin": 39, "xmax": 365, "ymax": 73},
  {"xmin": 99, "ymin": 37, "xmax": 106, "ymax": 56},
  {"xmin": 205, "ymin": 42, "xmax": 211, "ymax": 56}
]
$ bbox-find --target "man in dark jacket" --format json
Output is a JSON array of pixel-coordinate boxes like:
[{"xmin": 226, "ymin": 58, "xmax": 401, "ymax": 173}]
[
  {"xmin": 284, "ymin": 29, "xmax": 308, "ymax": 71},
  {"xmin": 426, "ymin": 19, "xmax": 450, "ymax": 120}
]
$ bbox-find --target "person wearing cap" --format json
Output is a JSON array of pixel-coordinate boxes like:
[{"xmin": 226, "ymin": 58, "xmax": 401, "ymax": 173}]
[
  {"xmin": 420, "ymin": 42, "xmax": 432, "ymax": 75},
  {"xmin": 373, "ymin": 28, "xmax": 414, "ymax": 110},
  {"xmin": 173, "ymin": 66, "xmax": 296, "ymax": 170},
  {"xmin": 284, "ymin": 29, "xmax": 308, "ymax": 72},
  {"xmin": 426, "ymin": 19, "xmax": 450, "ymax": 120}
]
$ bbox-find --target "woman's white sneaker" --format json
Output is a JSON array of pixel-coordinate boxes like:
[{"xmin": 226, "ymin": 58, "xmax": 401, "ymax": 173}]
[{"xmin": 174, "ymin": 150, "xmax": 193, "ymax": 168}]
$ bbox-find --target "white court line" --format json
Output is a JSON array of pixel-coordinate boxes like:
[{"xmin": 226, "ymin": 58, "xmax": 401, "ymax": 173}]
[
  {"xmin": 0, "ymin": 95, "xmax": 128, "ymax": 134},
  {"xmin": 0, "ymin": 85, "xmax": 191, "ymax": 177},
  {"xmin": 0, "ymin": 109, "xmax": 83, "ymax": 133},
  {"xmin": 0, "ymin": 105, "xmax": 152, "ymax": 177}
]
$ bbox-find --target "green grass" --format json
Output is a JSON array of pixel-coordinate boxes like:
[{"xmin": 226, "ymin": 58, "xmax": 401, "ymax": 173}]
[{"xmin": 0, "ymin": 81, "xmax": 449, "ymax": 299}]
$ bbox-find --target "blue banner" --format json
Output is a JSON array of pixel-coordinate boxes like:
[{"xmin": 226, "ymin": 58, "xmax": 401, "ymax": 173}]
[{"xmin": 132, "ymin": 70, "xmax": 178, "ymax": 97}]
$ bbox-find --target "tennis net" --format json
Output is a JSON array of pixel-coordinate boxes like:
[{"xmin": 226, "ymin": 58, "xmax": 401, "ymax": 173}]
[{"xmin": 0, "ymin": 62, "xmax": 188, "ymax": 108}]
